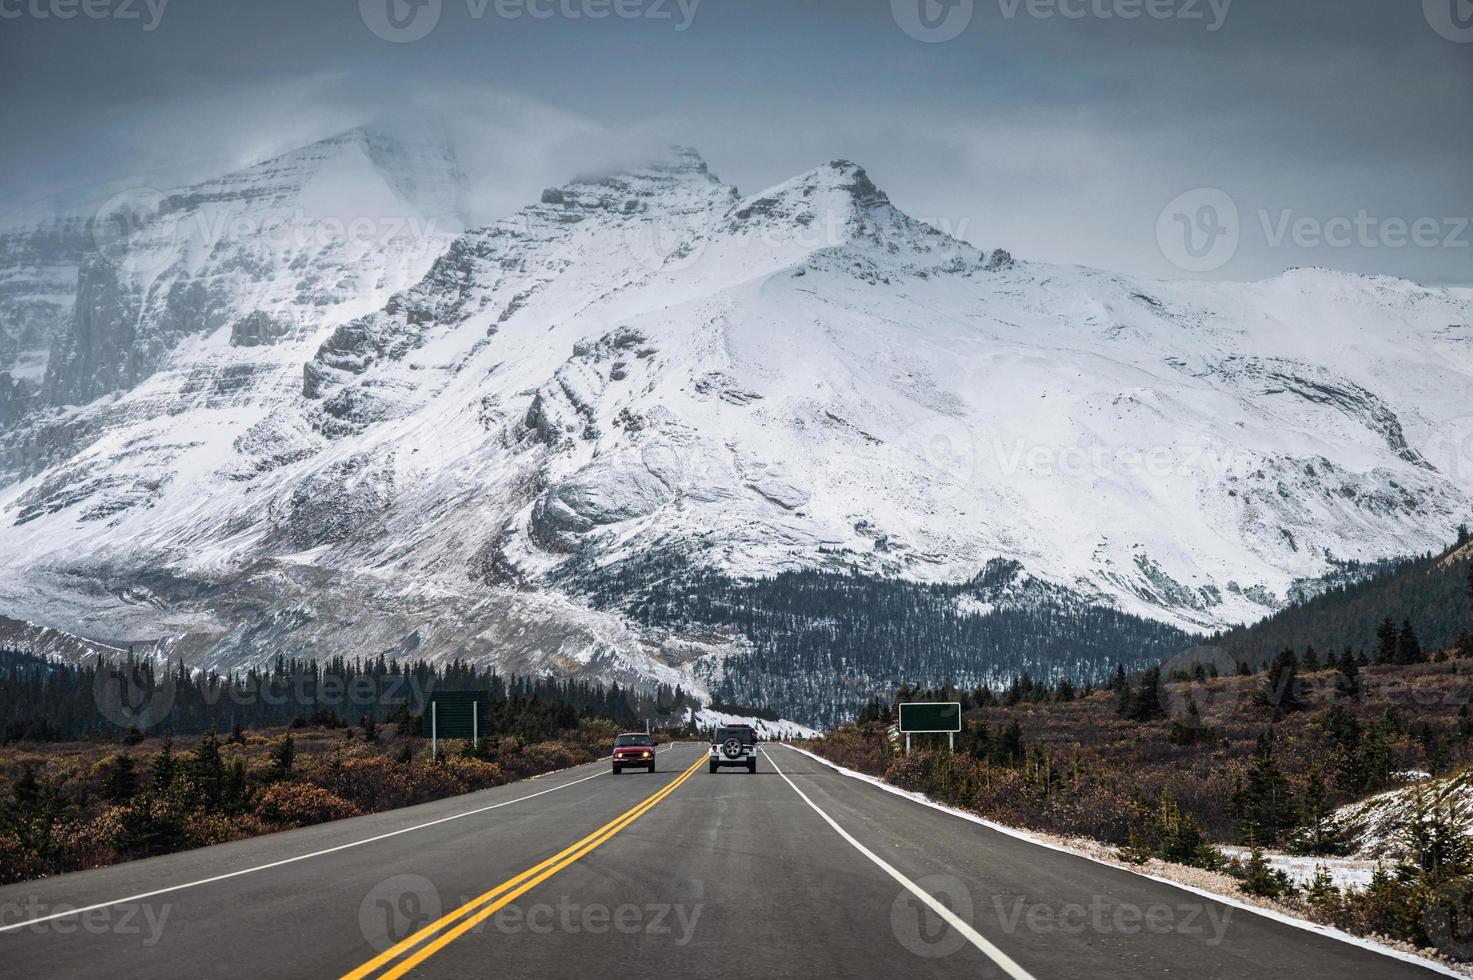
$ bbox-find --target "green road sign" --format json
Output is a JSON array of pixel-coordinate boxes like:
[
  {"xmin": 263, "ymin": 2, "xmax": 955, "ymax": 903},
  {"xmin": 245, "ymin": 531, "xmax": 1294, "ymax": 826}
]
[
  {"xmin": 898, "ymin": 701, "xmax": 961, "ymax": 733},
  {"xmin": 422, "ymin": 691, "xmax": 488, "ymax": 741}
]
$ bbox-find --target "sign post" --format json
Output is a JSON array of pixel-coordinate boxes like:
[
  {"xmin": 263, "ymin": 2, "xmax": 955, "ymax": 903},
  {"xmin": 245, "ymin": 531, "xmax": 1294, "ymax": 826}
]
[
  {"xmin": 422, "ymin": 692, "xmax": 490, "ymax": 760},
  {"xmin": 897, "ymin": 702, "xmax": 962, "ymax": 755}
]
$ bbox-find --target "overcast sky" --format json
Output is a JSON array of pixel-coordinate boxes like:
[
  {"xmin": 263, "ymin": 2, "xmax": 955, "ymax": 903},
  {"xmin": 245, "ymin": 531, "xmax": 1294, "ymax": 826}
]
[{"xmin": 1, "ymin": 0, "xmax": 1469, "ymax": 284}]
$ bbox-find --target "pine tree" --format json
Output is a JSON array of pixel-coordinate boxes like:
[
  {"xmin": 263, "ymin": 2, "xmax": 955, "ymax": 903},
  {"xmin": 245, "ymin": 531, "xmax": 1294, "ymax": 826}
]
[
  {"xmin": 1401, "ymin": 782, "xmax": 1472, "ymax": 881},
  {"xmin": 1155, "ymin": 791, "xmax": 1219, "ymax": 868},
  {"xmin": 1318, "ymin": 705, "xmax": 1363, "ymax": 793},
  {"xmin": 1258, "ymin": 648, "xmax": 1305, "ymax": 715},
  {"xmin": 102, "ymin": 754, "xmax": 139, "ymax": 804},
  {"xmin": 1232, "ymin": 729, "xmax": 1300, "ymax": 845},
  {"xmin": 1295, "ymin": 762, "xmax": 1346, "ymax": 856},
  {"xmin": 992, "ymin": 719, "xmax": 1024, "ymax": 766},
  {"xmin": 1303, "ymin": 646, "xmax": 1320, "ymax": 672},
  {"xmin": 1238, "ymin": 835, "xmax": 1294, "ymax": 898},
  {"xmin": 1305, "ymin": 864, "xmax": 1339, "ymax": 910},
  {"xmin": 223, "ymin": 758, "xmax": 247, "ymax": 811},
  {"xmin": 190, "ymin": 727, "xmax": 225, "ymax": 807},
  {"xmin": 1375, "ymin": 617, "xmax": 1398, "ymax": 665},
  {"xmin": 150, "ymin": 737, "xmax": 176, "ymax": 793},
  {"xmin": 1118, "ymin": 666, "xmax": 1166, "ymax": 722},
  {"xmin": 1359, "ymin": 722, "xmax": 1393, "ymax": 793},
  {"xmin": 1395, "ymin": 619, "xmax": 1424, "ymax": 665},
  {"xmin": 1169, "ymin": 697, "xmax": 1206, "ymax": 746},
  {"xmin": 1335, "ymin": 652, "xmax": 1361, "ymax": 700},
  {"xmin": 267, "ymin": 732, "xmax": 295, "ymax": 781}
]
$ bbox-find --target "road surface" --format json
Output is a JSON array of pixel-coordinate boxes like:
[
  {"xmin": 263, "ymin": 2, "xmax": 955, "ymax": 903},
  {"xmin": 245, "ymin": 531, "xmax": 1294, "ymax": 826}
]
[{"xmin": 0, "ymin": 743, "xmax": 1448, "ymax": 978}]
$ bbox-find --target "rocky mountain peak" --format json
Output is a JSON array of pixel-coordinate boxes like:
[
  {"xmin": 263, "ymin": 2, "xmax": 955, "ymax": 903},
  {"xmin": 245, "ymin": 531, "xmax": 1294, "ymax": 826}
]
[{"xmin": 538, "ymin": 146, "xmax": 736, "ymax": 219}]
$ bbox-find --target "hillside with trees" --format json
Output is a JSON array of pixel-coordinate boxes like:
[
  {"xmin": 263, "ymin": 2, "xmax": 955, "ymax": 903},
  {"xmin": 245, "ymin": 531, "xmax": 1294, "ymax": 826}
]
[
  {"xmin": 1207, "ymin": 531, "xmax": 1473, "ymax": 668},
  {"xmin": 565, "ymin": 552, "xmax": 1199, "ymax": 726}
]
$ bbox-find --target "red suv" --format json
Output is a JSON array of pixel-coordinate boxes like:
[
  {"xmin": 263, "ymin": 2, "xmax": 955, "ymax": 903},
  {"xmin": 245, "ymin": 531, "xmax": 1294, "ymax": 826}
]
[{"xmin": 611, "ymin": 733, "xmax": 656, "ymax": 774}]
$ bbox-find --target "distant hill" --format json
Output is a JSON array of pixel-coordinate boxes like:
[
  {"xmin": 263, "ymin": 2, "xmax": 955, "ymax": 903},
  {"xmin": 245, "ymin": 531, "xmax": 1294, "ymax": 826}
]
[{"xmin": 1205, "ymin": 536, "xmax": 1473, "ymax": 667}]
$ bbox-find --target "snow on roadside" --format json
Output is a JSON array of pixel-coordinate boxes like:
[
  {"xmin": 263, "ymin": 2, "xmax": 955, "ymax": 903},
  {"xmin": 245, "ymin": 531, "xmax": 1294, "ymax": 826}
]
[
  {"xmin": 786, "ymin": 743, "xmax": 1470, "ymax": 979},
  {"xmin": 1330, "ymin": 771, "xmax": 1473, "ymax": 862},
  {"xmin": 1217, "ymin": 847, "xmax": 1380, "ymax": 890},
  {"xmin": 695, "ymin": 708, "xmax": 817, "ymax": 740}
]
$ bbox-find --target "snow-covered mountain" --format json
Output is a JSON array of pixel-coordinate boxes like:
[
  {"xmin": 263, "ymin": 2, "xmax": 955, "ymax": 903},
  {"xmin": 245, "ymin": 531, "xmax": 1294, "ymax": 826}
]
[{"xmin": 2, "ymin": 143, "xmax": 1471, "ymax": 721}]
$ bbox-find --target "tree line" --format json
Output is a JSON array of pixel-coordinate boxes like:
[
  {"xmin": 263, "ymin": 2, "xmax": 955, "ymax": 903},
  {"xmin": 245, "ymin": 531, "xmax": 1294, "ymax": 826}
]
[{"xmin": 0, "ymin": 649, "xmax": 698, "ymax": 744}]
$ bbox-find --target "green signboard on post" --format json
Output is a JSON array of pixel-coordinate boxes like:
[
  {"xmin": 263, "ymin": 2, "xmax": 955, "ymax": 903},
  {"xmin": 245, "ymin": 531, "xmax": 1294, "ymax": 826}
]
[
  {"xmin": 898, "ymin": 701, "xmax": 961, "ymax": 753},
  {"xmin": 422, "ymin": 692, "xmax": 488, "ymax": 754},
  {"xmin": 898, "ymin": 702, "xmax": 962, "ymax": 733}
]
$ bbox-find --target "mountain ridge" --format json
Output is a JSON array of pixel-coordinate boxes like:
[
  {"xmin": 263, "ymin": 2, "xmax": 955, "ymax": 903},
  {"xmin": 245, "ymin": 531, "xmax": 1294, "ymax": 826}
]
[{"xmin": 1, "ymin": 140, "xmax": 1471, "ymax": 721}]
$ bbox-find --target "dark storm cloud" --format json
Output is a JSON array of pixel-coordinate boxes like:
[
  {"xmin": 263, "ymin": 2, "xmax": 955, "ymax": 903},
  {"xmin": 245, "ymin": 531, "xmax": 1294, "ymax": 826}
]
[{"xmin": 0, "ymin": 0, "xmax": 1468, "ymax": 284}]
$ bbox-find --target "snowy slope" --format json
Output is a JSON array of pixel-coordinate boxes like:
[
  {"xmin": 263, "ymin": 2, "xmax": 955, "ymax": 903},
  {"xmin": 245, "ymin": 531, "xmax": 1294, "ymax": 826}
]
[{"xmin": 1, "ymin": 145, "xmax": 1471, "ymax": 714}]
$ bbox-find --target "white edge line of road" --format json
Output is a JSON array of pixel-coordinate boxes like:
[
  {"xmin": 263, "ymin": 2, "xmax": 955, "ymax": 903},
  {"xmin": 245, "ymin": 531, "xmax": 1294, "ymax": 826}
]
[
  {"xmin": 783, "ymin": 744, "xmax": 1468, "ymax": 980},
  {"xmin": 767, "ymin": 750, "xmax": 1039, "ymax": 980},
  {"xmin": 0, "ymin": 742, "xmax": 683, "ymax": 934}
]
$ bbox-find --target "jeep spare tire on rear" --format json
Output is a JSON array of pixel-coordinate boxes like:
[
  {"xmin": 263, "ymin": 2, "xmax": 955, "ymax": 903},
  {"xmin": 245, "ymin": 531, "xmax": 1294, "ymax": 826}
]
[{"xmin": 708, "ymin": 724, "xmax": 758, "ymax": 773}]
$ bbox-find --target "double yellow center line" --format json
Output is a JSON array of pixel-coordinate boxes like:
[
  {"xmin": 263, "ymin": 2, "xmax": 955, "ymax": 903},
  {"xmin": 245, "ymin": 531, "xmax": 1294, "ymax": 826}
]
[{"xmin": 343, "ymin": 753, "xmax": 705, "ymax": 979}]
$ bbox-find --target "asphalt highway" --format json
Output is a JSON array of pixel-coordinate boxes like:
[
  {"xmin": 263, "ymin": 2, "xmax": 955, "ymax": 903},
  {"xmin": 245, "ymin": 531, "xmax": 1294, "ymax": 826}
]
[{"xmin": 0, "ymin": 743, "xmax": 1448, "ymax": 978}]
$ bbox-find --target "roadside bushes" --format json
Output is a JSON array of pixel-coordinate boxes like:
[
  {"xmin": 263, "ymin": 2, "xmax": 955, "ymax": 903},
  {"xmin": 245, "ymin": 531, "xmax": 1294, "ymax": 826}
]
[
  {"xmin": 256, "ymin": 783, "xmax": 361, "ymax": 826},
  {"xmin": 0, "ymin": 714, "xmax": 637, "ymax": 885}
]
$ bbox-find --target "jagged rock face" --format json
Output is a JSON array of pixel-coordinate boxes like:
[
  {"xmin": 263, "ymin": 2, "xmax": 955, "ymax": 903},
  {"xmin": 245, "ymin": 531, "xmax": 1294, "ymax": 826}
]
[
  {"xmin": 0, "ymin": 123, "xmax": 468, "ymax": 483},
  {"xmin": 40, "ymin": 124, "xmax": 468, "ymax": 411},
  {"xmin": 0, "ymin": 209, "xmax": 104, "ymax": 425},
  {"xmin": 0, "ymin": 213, "xmax": 96, "ymax": 363},
  {"xmin": 1, "ymin": 143, "xmax": 1472, "ymax": 706}
]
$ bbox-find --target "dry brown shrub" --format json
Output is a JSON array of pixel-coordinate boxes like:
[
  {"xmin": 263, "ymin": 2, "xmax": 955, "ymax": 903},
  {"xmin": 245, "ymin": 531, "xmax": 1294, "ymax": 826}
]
[{"xmin": 256, "ymin": 783, "xmax": 361, "ymax": 827}]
